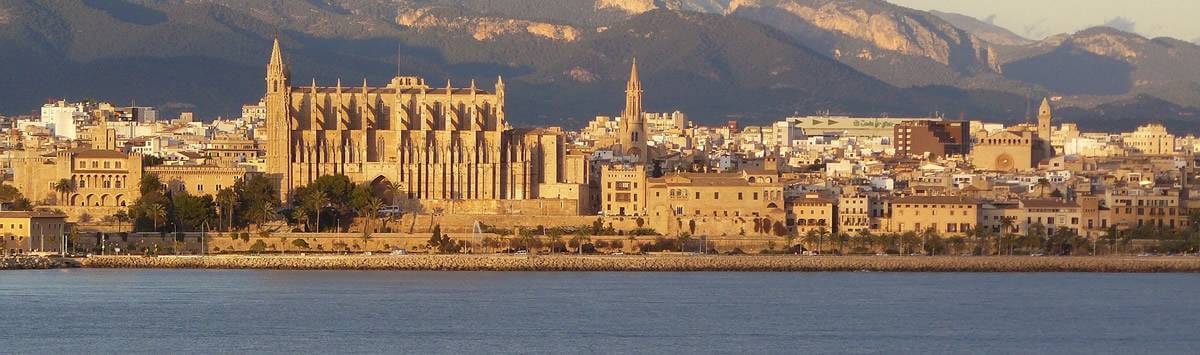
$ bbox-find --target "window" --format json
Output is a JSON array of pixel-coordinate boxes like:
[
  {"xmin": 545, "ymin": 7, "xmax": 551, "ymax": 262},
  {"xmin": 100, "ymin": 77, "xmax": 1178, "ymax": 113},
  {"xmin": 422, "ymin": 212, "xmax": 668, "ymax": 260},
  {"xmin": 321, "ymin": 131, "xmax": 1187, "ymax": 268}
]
[
  {"xmin": 713, "ymin": 192, "xmax": 719, "ymax": 199},
  {"xmin": 197, "ymin": 184, "xmax": 204, "ymax": 192},
  {"xmin": 738, "ymin": 193, "xmax": 743, "ymax": 200}
]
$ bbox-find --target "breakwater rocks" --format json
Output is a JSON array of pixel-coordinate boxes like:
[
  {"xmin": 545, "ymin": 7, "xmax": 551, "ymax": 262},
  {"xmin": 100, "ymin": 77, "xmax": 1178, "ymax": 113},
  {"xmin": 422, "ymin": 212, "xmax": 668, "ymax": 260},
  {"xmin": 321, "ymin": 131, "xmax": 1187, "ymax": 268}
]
[
  {"xmin": 1, "ymin": 256, "xmax": 65, "ymax": 270},
  {"xmin": 80, "ymin": 255, "xmax": 1200, "ymax": 272}
]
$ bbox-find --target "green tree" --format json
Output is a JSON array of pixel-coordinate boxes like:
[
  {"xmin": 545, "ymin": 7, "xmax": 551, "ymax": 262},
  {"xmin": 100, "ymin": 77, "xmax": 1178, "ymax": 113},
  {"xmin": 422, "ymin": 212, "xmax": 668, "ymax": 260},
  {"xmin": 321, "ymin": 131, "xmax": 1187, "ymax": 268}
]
[
  {"xmin": 248, "ymin": 239, "xmax": 267, "ymax": 254},
  {"xmin": 172, "ymin": 192, "xmax": 215, "ymax": 232},
  {"xmin": 52, "ymin": 178, "xmax": 76, "ymax": 205},
  {"xmin": 291, "ymin": 238, "xmax": 310, "ymax": 251},
  {"xmin": 215, "ymin": 187, "xmax": 239, "ymax": 232},
  {"xmin": 146, "ymin": 203, "xmax": 166, "ymax": 231}
]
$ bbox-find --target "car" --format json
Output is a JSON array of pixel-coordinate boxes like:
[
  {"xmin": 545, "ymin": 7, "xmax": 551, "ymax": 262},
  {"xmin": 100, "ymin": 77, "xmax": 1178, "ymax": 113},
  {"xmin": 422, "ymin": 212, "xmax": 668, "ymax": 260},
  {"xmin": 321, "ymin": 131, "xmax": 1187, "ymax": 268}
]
[
  {"xmin": 1030, "ymin": 253, "xmax": 1044, "ymax": 257},
  {"xmin": 516, "ymin": 250, "xmax": 529, "ymax": 255},
  {"xmin": 611, "ymin": 252, "xmax": 625, "ymax": 256},
  {"xmin": 389, "ymin": 249, "xmax": 408, "ymax": 255}
]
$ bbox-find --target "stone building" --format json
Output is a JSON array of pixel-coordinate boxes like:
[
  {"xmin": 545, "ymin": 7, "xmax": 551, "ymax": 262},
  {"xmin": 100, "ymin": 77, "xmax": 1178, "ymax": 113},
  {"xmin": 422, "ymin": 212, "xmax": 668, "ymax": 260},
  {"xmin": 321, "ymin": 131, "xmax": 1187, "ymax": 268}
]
[
  {"xmin": 613, "ymin": 59, "xmax": 648, "ymax": 162},
  {"xmin": 13, "ymin": 148, "xmax": 142, "ymax": 209},
  {"xmin": 0, "ymin": 211, "xmax": 68, "ymax": 255},
  {"xmin": 150, "ymin": 165, "xmax": 248, "ymax": 196},
  {"xmin": 790, "ymin": 193, "xmax": 836, "ymax": 235},
  {"xmin": 886, "ymin": 196, "xmax": 981, "ymax": 236},
  {"xmin": 644, "ymin": 170, "xmax": 787, "ymax": 236},
  {"xmin": 1121, "ymin": 124, "xmax": 1175, "ymax": 155},
  {"xmin": 971, "ymin": 98, "xmax": 1055, "ymax": 171},
  {"xmin": 262, "ymin": 39, "xmax": 583, "ymax": 212}
]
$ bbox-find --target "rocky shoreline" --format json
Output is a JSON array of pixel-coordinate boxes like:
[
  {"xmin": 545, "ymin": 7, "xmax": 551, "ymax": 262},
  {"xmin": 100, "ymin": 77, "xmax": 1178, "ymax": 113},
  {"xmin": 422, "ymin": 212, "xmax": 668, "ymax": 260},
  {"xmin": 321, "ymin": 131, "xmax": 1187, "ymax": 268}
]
[
  {"xmin": 1, "ymin": 256, "xmax": 66, "ymax": 270},
  {"xmin": 78, "ymin": 255, "xmax": 1200, "ymax": 272}
]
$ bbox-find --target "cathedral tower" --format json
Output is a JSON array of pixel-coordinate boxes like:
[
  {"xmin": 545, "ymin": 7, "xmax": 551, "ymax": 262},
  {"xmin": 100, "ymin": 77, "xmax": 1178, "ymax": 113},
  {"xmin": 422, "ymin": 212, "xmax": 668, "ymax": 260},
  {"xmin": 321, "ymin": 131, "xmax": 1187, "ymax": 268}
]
[
  {"xmin": 265, "ymin": 37, "xmax": 293, "ymax": 200},
  {"xmin": 617, "ymin": 58, "xmax": 647, "ymax": 161},
  {"xmin": 1037, "ymin": 97, "xmax": 1052, "ymax": 140}
]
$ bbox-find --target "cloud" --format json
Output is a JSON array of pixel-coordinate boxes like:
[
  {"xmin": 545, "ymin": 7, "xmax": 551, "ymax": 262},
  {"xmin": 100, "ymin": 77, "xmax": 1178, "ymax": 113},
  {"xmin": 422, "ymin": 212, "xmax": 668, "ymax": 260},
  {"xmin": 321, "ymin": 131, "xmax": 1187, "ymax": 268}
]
[
  {"xmin": 982, "ymin": 14, "xmax": 997, "ymax": 25},
  {"xmin": 1102, "ymin": 16, "xmax": 1136, "ymax": 33},
  {"xmin": 1193, "ymin": 37, "xmax": 1200, "ymax": 45}
]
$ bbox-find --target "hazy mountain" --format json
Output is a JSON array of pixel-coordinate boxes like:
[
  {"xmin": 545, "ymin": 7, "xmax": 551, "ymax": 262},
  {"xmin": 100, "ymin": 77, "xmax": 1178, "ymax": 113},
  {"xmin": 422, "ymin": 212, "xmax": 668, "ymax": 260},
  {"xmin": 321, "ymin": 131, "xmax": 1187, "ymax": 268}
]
[
  {"xmin": 928, "ymin": 10, "xmax": 1031, "ymax": 47},
  {"xmin": 0, "ymin": 0, "xmax": 940, "ymax": 126},
  {"xmin": 0, "ymin": 0, "xmax": 1195, "ymax": 132},
  {"xmin": 1001, "ymin": 27, "xmax": 1200, "ymax": 108}
]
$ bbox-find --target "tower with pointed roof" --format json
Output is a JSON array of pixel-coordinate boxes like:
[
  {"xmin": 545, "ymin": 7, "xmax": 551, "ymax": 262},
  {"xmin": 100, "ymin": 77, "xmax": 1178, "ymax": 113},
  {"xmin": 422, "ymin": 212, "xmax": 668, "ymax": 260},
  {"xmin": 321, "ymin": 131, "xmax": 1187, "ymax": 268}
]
[
  {"xmin": 264, "ymin": 37, "xmax": 294, "ymax": 200},
  {"xmin": 1037, "ymin": 97, "xmax": 1052, "ymax": 141},
  {"xmin": 617, "ymin": 58, "xmax": 647, "ymax": 161}
]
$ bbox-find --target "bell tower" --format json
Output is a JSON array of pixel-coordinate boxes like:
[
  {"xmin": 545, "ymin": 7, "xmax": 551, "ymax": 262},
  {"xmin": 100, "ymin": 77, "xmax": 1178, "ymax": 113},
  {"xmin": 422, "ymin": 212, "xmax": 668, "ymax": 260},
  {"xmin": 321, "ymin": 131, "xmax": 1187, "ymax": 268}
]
[
  {"xmin": 265, "ymin": 37, "xmax": 293, "ymax": 202},
  {"xmin": 617, "ymin": 58, "xmax": 647, "ymax": 161}
]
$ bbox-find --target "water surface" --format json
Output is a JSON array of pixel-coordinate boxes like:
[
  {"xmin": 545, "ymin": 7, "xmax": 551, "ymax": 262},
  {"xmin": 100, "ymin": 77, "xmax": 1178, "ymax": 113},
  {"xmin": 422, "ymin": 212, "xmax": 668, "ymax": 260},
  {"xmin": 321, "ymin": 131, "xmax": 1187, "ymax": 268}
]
[{"xmin": 1, "ymin": 270, "xmax": 1197, "ymax": 354}]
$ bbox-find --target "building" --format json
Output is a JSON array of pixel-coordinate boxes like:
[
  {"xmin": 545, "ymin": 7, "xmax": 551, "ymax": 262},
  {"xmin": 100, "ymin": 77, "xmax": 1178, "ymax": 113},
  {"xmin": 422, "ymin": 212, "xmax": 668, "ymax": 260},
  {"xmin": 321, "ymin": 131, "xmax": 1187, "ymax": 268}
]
[
  {"xmin": 787, "ymin": 116, "xmax": 941, "ymax": 138},
  {"xmin": 971, "ymin": 128, "xmax": 1049, "ymax": 171},
  {"xmin": 600, "ymin": 164, "xmax": 646, "ymax": 216},
  {"xmin": 1105, "ymin": 187, "xmax": 1186, "ymax": 230},
  {"xmin": 887, "ymin": 196, "xmax": 981, "ymax": 236},
  {"xmin": 150, "ymin": 165, "xmax": 248, "ymax": 196},
  {"xmin": 1122, "ymin": 124, "xmax": 1175, "ymax": 155},
  {"xmin": 0, "ymin": 211, "xmax": 69, "ymax": 255},
  {"xmin": 40, "ymin": 100, "xmax": 89, "ymax": 140},
  {"xmin": 791, "ymin": 193, "xmax": 836, "ymax": 235},
  {"xmin": 644, "ymin": 170, "xmax": 787, "ymax": 236},
  {"xmin": 614, "ymin": 59, "xmax": 648, "ymax": 162},
  {"xmin": 893, "ymin": 120, "xmax": 969, "ymax": 158},
  {"xmin": 262, "ymin": 39, "xmax": 583, "ymax": 212},
  {"xmin": 12, "ymin": 148, "xmax": 143, "ymax": 209}
]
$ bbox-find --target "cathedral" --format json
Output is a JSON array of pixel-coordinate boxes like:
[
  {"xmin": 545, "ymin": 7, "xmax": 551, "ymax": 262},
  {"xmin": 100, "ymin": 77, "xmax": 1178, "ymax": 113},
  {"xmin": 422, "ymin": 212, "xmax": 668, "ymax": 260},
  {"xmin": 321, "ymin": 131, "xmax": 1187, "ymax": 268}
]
[{"xmin": 263, "ymin": 39, "xmax": 585, "ymax": 212}]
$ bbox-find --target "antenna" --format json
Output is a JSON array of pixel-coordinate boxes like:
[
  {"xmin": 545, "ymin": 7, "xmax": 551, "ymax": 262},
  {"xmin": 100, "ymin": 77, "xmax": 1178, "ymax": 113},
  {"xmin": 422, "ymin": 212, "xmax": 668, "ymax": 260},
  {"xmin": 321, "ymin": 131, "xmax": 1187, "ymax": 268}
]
[
  {"xmin": 1024, "ymin": 89, "xmax": 1031, "ymax": 123},
  {"xmin": 396, "ymin": 41, "xmax": 402, "ymax": 77}
]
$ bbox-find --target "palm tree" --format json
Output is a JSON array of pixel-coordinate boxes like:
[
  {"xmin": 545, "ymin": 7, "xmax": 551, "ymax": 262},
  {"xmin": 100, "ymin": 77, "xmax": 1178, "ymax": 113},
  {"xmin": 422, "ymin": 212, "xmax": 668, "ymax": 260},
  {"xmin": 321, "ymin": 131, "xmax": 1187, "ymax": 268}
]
[
  {"xmin": 816, "ymin": 226, "xmax": 829, "ymax": 254},
  {"xmin": 385, "ymin": 181, "xmax": 404, "ymax": 206},
  {"xmin": 428, "ymin": 207, "xmax": 445, "ymax": 232},
  {"xmin": 147, "ymin": 203, "xmax": 166, "ymax": 231},
  {"xmin": 215, "ymin": 188, "xmax": 239, "ymax": 232},
  {"xmin": 999, "ymin": 216, "xmax": 1017, "ymax": 255},
  {"xmin": 254, "ymin": 202, "xmax": 275, "ymax": 232},
  {"xmin": 113, "ymin": 210, "xmax": 130, "ymax": 234},
  {"xmin": 856, "ymin": 229, "xmax": 875, "ymax": 253},
  {"xmin": 360, "ymin": 197, "xmax": 383, "ymax": 237},
  {"xmin": 298, "ymin": 188, "xmax": 326, "ymax": 232},
  {"xmin": 1036, "ymin": 178, "xmax": 1052, "ymax": 198},
  {"xmin": 53, "ymin": 178, "xmax": 75, "ymax": 205},
  {"xmin": 972, "ymin": 227, "xmax": 992, "ymax": 256},
  {"xmin": 801, "ymin": 229, "xmax": 820, "ymax": 254}
]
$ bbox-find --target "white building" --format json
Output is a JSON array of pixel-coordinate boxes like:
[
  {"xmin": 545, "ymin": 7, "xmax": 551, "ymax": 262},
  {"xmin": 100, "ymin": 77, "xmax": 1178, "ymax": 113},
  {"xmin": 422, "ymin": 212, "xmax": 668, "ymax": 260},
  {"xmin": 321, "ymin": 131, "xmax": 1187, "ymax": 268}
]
[{"xmin": 40, "ymin": 100, "xmax": 88, "ymax": 139}]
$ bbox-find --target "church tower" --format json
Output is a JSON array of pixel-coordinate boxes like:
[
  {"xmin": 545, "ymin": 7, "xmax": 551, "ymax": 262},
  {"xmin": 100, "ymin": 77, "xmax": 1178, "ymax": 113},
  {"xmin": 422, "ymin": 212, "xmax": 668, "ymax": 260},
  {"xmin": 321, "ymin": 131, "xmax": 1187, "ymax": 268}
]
[
  {"xmin": 1037, "ymin": 97, "xmax": 1052, "ymax": 140},
  {"xmin": 265, "ymin": 37, "xmax": 293, "ymax": 201},
  {"xmin": 617, "ymin": 58, "xmax": 647, "ymax": 161}
]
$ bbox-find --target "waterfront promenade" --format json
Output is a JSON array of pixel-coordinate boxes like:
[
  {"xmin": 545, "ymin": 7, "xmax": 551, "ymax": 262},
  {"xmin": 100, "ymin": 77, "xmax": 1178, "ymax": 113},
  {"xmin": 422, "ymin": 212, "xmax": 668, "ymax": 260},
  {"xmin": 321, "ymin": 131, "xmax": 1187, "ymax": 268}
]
[{"xmin": 78, "ymin": 254, "xmax": 1200, "ymax": 272}]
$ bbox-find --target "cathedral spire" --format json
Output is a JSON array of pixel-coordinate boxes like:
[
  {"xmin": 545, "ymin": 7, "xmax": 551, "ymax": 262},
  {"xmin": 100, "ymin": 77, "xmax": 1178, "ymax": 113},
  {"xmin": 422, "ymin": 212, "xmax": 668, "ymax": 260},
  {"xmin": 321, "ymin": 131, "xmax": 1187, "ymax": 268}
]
[
  {"xmin": 622, "ymin": 58, "xmax": 643, "ymax": 121},
  {"xmin": 627, "ymin": 57, "xmax": 641, "ymax": 92},
  {"xmin": 269, "ymin": 37, "xmax": 284, "ymax": 70}
]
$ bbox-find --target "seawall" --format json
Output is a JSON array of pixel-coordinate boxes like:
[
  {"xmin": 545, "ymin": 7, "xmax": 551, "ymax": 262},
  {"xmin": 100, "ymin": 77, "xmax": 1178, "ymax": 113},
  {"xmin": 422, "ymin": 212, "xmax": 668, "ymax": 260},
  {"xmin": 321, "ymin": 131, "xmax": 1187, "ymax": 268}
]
[
  {"xmin": 1, "ymin": 256, "xmax": 66, "ymax": 270},
  {"xmin": 79, "ymin": 255, "xmax": 1200, "ymax": 272}
]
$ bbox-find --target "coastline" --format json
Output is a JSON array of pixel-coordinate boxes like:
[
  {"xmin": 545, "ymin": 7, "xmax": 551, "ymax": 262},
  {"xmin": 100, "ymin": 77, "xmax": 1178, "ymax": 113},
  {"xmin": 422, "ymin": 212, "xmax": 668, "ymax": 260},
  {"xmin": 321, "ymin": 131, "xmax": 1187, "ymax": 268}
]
[{"xmin": 77, "ymin": 254, "xmax": 1200, "ymax": 272}]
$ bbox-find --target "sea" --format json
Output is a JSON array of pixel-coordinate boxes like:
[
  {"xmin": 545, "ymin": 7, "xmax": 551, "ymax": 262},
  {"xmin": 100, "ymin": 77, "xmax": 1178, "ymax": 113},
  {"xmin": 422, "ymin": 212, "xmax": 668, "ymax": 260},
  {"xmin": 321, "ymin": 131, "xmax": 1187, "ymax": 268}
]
[{"xmin": 1, "ymin": 270, "xmax": 1197, "ymax": 354}]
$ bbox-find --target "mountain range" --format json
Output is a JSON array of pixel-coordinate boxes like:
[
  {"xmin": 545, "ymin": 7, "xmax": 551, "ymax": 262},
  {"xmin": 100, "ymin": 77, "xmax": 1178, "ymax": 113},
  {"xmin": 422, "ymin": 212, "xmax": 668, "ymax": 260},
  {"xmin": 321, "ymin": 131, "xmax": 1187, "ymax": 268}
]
[{"xmin": 0, "ymin": 0, "xmax": 1197, "ymax": 133}]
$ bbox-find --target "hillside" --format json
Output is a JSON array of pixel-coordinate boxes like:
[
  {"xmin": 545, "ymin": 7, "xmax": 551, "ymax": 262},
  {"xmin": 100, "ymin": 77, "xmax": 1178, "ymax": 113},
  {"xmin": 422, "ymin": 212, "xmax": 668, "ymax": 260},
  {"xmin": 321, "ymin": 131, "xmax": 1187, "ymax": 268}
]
[
  {"xmin": 0, "ymin": 0, "xmax": 928, "ymax": 126},
  {"xmin": 928, "ymin": 10, "xmax": 1030, "ymax": 47}
]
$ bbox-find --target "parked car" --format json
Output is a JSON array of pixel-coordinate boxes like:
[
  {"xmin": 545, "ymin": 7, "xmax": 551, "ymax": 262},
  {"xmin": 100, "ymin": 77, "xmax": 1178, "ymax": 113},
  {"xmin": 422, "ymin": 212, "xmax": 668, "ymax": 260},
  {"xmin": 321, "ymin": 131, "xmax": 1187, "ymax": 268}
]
[{"xmin": 389, "ymin": 249, "xmax": 408, "ymax": 255}]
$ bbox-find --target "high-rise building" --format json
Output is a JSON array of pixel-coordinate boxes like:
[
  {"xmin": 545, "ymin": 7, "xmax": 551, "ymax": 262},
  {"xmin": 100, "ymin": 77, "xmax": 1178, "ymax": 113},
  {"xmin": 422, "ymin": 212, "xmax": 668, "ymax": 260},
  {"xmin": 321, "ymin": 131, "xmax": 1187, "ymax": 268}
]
[{"xmin": 893, "ymin": 120, "xmax": 970, "ymax": 157}]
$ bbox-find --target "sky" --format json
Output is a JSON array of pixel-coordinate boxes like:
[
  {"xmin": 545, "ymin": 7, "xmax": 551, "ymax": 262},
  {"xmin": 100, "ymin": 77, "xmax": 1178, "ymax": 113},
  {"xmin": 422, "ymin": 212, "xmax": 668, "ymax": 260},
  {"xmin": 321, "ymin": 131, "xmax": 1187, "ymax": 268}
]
[{"xmin": 888, "ymin": 0, "xmax": 1200, "ymax": 42}]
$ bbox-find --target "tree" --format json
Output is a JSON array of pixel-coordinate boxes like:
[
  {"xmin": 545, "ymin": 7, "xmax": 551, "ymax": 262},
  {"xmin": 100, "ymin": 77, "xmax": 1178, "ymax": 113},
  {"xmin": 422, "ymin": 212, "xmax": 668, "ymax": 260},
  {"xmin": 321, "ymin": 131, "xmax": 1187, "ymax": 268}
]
[
  {"xmin": 146, "ymin": 203, "xmax": 166, "ymax": 231},
  {"xmin": 248, "ymin": 239, "xmax": 267, "ymax": 254},
  {"xmin": 801, "ymin": 229, "xmax": 820, "ymax": 253},
  {"xmin": 52, "ymin": 178, "xmax": 76, "ymax": 205},
  {"xmin": 999, "ymin": 216, "xmax": 1018, "ymax": 255},
  {"xmin": 1036, "ymin": 178, "xmax": 1052, "ymax": 198},
  {"xmin": 1103, "ymin": 226, "xmax": 1120, "ymax": 255},
  {"xmin": 112, "ymin": 210, "xmax": 131, "ymax": 234},
  {"xmin": 899, "ymin": 231, "xmax": 920, "ymax": 255},
  {"xmin": 291, "ymin": 238, "xmax": 310, "ymax": 251},
  {"xmin": 0, "ymin": 185, "xmax": 31, "ymax": 210},
  {"xmin": 429, "ymin": 207, "xmax": 445, "ymax": 231},
  {"xmin": 215, "ymin": 187, "xmax": 239, "ymax": 232},
  {"xmin": 172, "ymin": 192, "xmax": 215, "ymax": 232},
  {"xmin": 295, "ymin": 186, "xmax": 326, "ymax": 232},
  {"xmin": 358, "ymin": 197, "xmax": 383, "ymax": 247}
]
